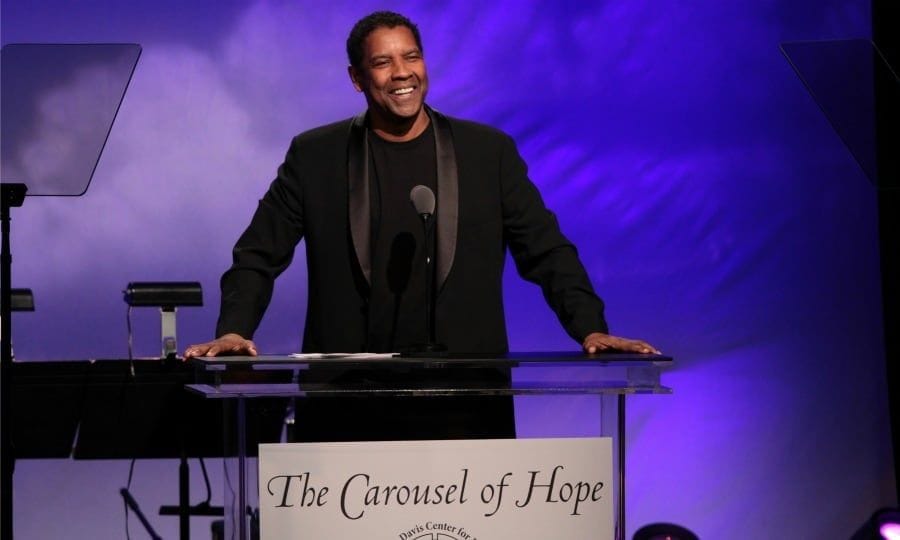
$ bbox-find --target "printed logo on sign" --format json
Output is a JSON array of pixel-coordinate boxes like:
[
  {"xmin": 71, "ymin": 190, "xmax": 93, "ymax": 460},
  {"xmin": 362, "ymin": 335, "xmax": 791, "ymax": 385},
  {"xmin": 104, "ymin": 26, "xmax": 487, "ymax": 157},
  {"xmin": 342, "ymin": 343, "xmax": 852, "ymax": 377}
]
[{"xmin": 398, "ymin": 521, "xmax": 479, "ymax": 540}]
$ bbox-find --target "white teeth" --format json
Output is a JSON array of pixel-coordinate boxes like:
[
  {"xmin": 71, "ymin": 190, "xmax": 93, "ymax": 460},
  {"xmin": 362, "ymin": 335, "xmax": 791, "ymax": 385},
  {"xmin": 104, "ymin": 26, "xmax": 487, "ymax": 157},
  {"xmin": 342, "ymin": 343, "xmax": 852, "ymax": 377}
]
[{"xmin": 391, "ymin": 87, "xmax": 414, "ymax": 95}]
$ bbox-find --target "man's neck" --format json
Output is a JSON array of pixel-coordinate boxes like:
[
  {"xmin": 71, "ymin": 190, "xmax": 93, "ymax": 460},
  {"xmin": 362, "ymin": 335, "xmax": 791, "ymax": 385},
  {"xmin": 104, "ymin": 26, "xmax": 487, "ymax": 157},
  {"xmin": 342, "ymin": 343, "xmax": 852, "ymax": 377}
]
[{"xmin": 369, "ymin": 109, "xmax": 430, "ymax": 142}]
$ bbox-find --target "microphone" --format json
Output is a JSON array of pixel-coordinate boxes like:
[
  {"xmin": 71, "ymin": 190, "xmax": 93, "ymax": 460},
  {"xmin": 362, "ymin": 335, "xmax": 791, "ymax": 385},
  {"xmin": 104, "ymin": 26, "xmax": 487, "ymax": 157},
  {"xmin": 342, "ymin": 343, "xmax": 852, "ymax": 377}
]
[
  {"xmin": 410, "ymin": 184, "xmax": 435, "ymax": 218},
  {"xmin": 410, "ymin": 185, "xmax": 436, "ymax": 267},
  {"xmin": 406, "ymin": 185, "xmax": 446, "ymax": 356}
]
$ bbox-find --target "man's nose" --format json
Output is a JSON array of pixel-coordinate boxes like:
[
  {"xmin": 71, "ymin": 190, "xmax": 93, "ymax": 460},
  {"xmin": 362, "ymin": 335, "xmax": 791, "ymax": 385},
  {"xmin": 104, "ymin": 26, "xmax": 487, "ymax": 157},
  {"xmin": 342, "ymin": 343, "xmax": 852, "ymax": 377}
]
[{"xmin": 391, "ymin": 61, "xmax": 413, "ymax": 79}]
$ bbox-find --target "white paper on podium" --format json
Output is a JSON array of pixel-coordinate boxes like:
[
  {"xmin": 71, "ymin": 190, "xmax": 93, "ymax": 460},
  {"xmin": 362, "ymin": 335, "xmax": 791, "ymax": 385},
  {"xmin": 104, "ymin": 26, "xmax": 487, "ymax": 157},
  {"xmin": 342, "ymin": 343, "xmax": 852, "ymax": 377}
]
[{"xmin": 289, "ymin": 352, "xmax": 398, "ymax": 360}]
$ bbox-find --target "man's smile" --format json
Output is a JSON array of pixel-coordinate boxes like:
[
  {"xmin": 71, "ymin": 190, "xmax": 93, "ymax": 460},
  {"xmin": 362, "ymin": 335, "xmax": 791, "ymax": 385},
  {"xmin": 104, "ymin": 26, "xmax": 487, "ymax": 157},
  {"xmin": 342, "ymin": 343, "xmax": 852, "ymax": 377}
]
[{"xmin": 389, "ymin": 86, "xmax": 416, "ymax": 96}]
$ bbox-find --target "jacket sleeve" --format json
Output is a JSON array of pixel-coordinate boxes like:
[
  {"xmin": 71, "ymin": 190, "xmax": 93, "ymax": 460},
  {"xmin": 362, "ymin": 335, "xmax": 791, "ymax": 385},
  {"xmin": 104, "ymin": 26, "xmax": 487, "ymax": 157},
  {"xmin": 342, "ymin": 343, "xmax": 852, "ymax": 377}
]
[
  {"xmin": 215, "ymin": 137, "xmax": 306, "ymax": 339},
  {"xmin": 499, "ymin": 134, "xmax": 609, "ymax": 342}
]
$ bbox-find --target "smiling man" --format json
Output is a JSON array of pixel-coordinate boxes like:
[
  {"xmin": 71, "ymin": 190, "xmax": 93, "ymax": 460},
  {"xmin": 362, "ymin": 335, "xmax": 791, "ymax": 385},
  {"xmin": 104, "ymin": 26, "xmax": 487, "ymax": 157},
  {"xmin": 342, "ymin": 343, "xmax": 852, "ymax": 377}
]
[
  {"xmin": 348, "ymin": 22, "xmax": 430, "ymax": 142},
  {"xmin": 185, "ymin": 11, "xmax": 657, "ymax": 360},
  {"xmin": 184, "ymin": 11, "xmax": 655, "ymax": 439}
]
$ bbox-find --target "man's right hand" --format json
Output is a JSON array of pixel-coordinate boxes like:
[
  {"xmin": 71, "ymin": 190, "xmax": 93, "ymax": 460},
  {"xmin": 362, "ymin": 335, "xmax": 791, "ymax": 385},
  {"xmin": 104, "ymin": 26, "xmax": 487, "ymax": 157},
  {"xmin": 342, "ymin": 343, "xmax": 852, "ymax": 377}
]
[{"xmin": 183, "ymin": 333, "xmax": 258, "ymax": 359}]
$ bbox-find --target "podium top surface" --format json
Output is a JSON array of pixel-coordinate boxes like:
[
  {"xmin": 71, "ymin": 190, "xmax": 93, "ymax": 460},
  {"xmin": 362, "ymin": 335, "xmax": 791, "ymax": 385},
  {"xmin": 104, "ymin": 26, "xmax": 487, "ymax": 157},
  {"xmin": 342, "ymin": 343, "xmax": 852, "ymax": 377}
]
[
  {"xmin": 187, "ymin": 351, "xmax": 673, "ymax": 399},
  {"xmin": 190, "ymin": 351, "xmax": 672, "ymax": 369}
]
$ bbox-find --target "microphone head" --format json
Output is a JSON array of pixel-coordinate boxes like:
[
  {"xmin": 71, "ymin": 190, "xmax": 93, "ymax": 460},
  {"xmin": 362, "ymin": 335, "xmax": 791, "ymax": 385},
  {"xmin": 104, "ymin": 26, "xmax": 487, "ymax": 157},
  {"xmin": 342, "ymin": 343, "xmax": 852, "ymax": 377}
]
[{"xmin": 410, "ymin": 185, "xmax": 436, "ymax": 216}]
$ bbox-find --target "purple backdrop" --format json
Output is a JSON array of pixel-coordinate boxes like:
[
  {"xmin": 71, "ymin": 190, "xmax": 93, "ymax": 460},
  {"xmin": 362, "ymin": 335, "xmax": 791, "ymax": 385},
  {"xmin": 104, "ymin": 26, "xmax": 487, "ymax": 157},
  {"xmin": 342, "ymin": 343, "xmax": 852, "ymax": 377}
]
[{"xmin": 2, "ymin": 0, "xmax": 895, "ymax": 538}]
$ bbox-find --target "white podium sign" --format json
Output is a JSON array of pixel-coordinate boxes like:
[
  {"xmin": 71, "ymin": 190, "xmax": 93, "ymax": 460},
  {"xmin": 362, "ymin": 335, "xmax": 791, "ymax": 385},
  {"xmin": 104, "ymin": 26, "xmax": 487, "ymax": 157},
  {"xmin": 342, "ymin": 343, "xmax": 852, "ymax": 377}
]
[{"xmin": 259, "ymin": 437, "xmax": 613, "ymax": 539}]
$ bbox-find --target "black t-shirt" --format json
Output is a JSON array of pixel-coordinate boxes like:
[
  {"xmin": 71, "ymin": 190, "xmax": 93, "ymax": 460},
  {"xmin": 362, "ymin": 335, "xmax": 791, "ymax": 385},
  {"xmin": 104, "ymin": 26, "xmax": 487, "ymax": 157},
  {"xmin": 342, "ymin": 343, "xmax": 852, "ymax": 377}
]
[{"xmin": 366, "ymin": 127, "xmax": 437, "ymax": 352}]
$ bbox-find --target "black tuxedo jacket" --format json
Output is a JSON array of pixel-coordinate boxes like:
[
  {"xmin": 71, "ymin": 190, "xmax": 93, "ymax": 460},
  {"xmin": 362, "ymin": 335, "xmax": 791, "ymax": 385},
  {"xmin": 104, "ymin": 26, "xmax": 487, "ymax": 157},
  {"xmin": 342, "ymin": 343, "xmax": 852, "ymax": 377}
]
[{"xmin": 217, "ymin": 107, "xmax": 607, "ymax": 353}]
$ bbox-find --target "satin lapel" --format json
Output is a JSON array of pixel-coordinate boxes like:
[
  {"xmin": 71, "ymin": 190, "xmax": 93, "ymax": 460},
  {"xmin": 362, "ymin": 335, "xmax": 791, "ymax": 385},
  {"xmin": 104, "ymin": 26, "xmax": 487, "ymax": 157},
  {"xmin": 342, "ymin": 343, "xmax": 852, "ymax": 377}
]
[
  {"xmin": 347, "ymin": 111, "xmax": 371, "ymax": 286},
  {"xmin": 428, "ymin": 107, "xmax": 459, "ymax": 292}
]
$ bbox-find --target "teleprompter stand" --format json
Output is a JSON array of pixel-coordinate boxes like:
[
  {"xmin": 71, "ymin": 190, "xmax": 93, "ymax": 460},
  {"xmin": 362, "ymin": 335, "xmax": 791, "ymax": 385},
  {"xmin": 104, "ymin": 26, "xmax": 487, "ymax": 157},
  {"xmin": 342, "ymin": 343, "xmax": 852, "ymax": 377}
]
[
  {"xmin": 1, "ymin": 43, "xmax": 142, "ymax": 537},
  {"xmin": 780, "ymin": 39, "xmax": 900, "ymax": 498},
  {"xmin": 1, "ymin": 182, "xmax": 26, "ymax": 540}
]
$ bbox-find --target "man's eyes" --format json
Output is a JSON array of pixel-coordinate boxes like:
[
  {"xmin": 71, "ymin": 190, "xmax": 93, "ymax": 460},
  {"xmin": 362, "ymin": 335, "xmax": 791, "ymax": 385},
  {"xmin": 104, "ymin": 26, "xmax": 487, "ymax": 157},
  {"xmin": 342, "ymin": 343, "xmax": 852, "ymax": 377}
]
[{"xmin": 370, "ymin": 54, "xmax": 421, "ymax": 67}]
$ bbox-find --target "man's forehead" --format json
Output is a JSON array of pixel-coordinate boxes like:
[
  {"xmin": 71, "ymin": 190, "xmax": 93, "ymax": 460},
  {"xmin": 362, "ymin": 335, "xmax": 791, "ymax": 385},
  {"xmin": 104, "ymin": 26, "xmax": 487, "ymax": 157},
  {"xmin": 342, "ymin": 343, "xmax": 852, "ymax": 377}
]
[{"xmin": 363, "ymin": 26, "xmax": 420, "ymax": 54}]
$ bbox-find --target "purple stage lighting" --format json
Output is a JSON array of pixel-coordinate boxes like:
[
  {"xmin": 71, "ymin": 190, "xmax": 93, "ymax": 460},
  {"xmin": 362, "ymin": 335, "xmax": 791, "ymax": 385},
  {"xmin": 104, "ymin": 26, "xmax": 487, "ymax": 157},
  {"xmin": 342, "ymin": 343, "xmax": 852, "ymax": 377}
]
[
  {"xmin": 880, "ymin": 511, "xmax": 900, "ymax": 540},
  {"xmin": 882, "ymin": 523, "xmax": 900, "ymax": 540},
  {"xmin": 852, "ymin": 508, "xmax": 900, "ymax": 540}
]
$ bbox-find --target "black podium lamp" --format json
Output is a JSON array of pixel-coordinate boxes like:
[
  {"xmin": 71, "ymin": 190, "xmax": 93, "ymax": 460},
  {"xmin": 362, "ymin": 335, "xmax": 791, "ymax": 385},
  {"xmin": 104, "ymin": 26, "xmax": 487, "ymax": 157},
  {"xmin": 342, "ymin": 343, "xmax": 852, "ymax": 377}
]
[
  {"xmin": 123, "ymin": 282, "xmax": 202, "ymax": 359},
  {"xmin": 8, "ymin": 289, "xmax": 34, "ymax": 361},
  {"xmin": 10, "ymin": 288, "xmax": 34, "ymax": 312}
]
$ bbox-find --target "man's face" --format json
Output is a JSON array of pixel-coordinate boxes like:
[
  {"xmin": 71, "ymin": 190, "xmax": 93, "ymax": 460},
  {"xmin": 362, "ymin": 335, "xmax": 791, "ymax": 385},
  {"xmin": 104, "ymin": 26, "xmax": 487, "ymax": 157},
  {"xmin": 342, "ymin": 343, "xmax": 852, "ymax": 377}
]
[{"xmin": 349, "ymin": 25, "xmax": 428, "ymax": 129}]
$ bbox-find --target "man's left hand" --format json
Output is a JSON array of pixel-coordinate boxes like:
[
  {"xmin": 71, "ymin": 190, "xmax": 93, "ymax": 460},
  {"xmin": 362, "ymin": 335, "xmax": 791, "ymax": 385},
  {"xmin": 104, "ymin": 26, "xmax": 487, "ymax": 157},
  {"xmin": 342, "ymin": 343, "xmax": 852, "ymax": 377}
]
[{"xmin": 582, "ymin": 332, "xmax": 660, "ymax": 354}]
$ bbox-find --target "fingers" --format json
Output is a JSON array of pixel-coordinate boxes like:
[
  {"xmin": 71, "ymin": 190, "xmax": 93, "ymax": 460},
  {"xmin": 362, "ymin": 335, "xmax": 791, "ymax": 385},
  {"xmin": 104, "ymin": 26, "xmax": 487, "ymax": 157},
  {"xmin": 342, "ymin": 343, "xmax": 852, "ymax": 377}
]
[
  {"xmin": 224, "ymin": 339, "xmax": 257, "ymax": 356},
  {"xmin": 183, "ymin": 344, "xmax": 209, "ymax": 359},
  {"xmin": 582, "ymin": 333, "xmax": 612, "ymax": 354},
  {"xmin": 205, "ymin": 339, "xmax": 256, "ymax": 356},
  {"xmin": 183, "ymin": 337, "xmax": 258, "ymax": 359},
  {"xmin": 608, "ymin": 338, "xmax": 659, "ymax": 354},
  {"xmin": 582, "ymin": 332, "xmax": 661, "ymax": 355},
  {"xmin": 584, "ymin": 341, "xmax": 611, "ymax": 354},
  {"xmin": 236, "ymin": 340, "xmax": 258, "ymax": 356},
  {"xmin": 619, "ymin": 339, "xmax": 659, "ymax": 354}
]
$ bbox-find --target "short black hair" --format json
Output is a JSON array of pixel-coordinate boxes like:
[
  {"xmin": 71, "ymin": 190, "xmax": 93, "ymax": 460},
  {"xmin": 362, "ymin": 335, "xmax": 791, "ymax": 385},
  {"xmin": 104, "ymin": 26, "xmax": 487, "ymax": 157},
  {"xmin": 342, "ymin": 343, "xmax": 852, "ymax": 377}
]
[{"xmin": 346, "ymin": 11, "xmax": 423, "ymax": 69}]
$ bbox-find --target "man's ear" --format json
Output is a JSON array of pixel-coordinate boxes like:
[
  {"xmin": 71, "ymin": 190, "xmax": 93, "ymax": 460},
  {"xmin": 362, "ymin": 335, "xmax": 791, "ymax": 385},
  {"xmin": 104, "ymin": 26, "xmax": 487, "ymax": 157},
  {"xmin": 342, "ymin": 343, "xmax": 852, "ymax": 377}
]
[{"xmin": 348, "ymin": 65, "xmax": 363, "ymax": 92}]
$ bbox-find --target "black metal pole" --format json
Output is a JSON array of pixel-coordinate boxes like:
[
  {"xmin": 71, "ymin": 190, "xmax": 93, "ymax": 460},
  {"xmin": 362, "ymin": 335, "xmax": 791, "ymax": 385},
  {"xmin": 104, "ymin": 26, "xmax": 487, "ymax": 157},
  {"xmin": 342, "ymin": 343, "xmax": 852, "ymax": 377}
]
[
  {"xmin": 423, "ymin": 215, "xmax": 435, "ymax": 344},
  {"xmin": 403, "ymin": 212, "xmax": 446, "ymax": 356},
  {"xmin": 1, "ymin": 182, "xmax": 27, "ymax": 540},
  {"xmin": 617, "ymin": 394, "xmax": 626, "ymax": 540},
  {"xmin": 179, "ymin": 455, "xmax": 190, "ymax": 540},
  {"xmin": 872, "ymin": 0, "xmax": 900, "ymax": 501}
]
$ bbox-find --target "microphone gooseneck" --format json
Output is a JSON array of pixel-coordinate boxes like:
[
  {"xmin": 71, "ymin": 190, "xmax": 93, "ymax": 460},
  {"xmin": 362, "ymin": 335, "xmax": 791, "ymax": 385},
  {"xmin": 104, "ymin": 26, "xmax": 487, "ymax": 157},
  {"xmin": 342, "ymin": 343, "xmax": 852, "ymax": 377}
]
[{"xmin": 407, "ymin": 185, "xmax": 446, "ymax": 356}]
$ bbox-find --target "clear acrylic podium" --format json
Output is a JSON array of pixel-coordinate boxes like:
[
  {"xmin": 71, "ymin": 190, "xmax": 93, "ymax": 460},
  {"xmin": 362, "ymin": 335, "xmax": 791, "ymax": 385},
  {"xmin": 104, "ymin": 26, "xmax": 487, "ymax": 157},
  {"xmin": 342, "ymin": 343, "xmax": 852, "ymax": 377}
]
[{"xmin": 187, "ymin": 352, "xmax": 672, "ymax": 540}]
